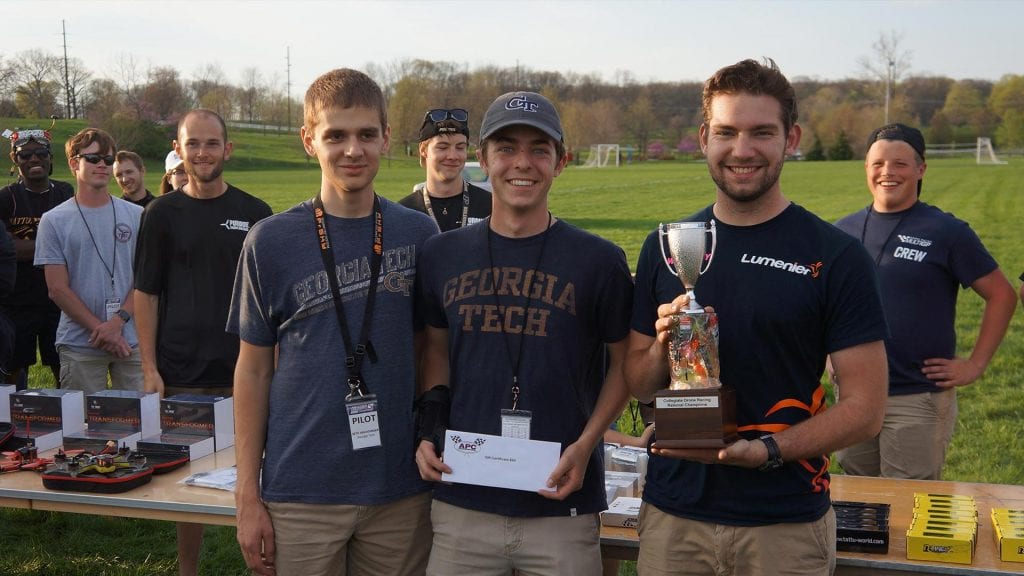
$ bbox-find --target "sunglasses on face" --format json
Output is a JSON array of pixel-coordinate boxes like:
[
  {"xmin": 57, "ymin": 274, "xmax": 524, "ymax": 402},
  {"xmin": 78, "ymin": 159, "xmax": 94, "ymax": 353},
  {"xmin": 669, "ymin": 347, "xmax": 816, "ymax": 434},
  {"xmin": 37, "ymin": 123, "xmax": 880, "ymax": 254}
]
[
  {"xmin": 16, "ymin": 149, "xmax": 51, "ymax": 160},
  {"xmin": 74, "ymin": 153, "xmax": 115, "ymax": 166},
  {"xmin": 424, "ymin": 109, "xmax": 469, "ymax": 123},
  {"xmin": 168, "ymin": 168, "xmax": 186, "ymax": 176}
]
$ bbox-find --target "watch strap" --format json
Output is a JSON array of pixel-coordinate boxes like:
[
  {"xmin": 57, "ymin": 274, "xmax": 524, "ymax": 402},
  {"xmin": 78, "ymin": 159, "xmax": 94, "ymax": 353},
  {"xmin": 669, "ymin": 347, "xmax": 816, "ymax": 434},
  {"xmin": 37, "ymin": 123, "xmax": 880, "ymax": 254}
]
[
  {"xmin": 115, "ymin": 309, "xmax": 131, "ymax": 323},
  {"xmin": 758, "ymin": 434, "xmax": 783, "ymax": 471}
]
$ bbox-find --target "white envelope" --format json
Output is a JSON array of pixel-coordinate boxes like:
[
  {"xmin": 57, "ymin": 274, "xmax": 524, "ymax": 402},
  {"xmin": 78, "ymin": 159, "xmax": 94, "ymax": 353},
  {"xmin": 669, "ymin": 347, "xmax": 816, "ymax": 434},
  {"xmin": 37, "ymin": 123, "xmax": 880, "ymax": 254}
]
[{"xmin": 441, "ymin": 430, "xmax": 561, "ymax": 492}]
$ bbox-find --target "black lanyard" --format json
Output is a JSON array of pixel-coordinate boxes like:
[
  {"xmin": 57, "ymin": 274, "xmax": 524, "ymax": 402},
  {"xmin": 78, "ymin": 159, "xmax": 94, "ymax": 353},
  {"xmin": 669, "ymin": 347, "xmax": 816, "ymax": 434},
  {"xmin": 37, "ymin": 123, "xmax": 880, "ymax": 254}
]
[
  {"xmin": 486, "ymin": 213, "xmax": 552, "ymax": 411},
  {"xmin": 312, "ymin": 193, "xmax": 383, "ymax": 399},
  {"xmin": 422, "ymin": 180, "xmax": 471, "ymax": 228},
  {"xmin": 75, "ymin": 197, "xmax": 117, "ymax": 297}
]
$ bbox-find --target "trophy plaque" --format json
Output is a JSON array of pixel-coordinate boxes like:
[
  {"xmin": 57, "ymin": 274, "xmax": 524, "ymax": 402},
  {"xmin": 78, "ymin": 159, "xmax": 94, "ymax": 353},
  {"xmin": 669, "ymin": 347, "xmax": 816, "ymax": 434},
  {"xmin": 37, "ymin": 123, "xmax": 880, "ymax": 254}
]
[{"xmin": 654, "ymin": 221, "xmax": 739, "ymax": 448}]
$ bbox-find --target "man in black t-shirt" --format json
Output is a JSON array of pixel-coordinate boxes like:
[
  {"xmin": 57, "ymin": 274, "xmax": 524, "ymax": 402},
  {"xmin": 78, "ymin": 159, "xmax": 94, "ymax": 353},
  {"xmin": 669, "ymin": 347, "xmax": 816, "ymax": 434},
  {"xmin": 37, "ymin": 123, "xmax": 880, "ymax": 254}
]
[
  {"xmin": 0, "ymin": 126, "xmax": 74, "ymax": 388},
  {"xmin": 625, "ymin": 59, "xmax": 889, "ymax": 576},
  {"xmin": 133, "ymin": 109, "xmax": 271, "ymax": 576},
  {"xmin": 398, "ymin": 107, "xmax": 491, "ymax": 231}
]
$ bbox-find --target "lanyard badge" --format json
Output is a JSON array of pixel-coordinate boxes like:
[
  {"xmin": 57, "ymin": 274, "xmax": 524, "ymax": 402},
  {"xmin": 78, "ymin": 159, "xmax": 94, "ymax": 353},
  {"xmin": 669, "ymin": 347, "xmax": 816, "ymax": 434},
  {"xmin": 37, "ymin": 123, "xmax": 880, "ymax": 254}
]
[{"xmin": 313, "ymin": 193, "xmax": 385, "ymax": 451}]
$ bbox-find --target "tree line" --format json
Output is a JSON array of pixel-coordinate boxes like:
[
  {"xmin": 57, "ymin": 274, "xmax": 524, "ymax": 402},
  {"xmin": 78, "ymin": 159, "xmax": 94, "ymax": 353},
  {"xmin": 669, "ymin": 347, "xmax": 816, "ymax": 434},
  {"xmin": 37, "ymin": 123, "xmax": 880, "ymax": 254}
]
[{"xmin": 2, "ymin": 49, "xmax": 1022, "ymax": 162}]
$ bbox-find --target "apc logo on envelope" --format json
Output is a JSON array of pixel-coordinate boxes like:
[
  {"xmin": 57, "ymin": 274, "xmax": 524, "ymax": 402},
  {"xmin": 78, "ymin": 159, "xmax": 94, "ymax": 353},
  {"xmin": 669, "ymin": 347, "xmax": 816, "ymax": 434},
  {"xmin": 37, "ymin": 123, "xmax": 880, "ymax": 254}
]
[{"xmin": 449, "ymin": 434, "xmax": 487, "ymax": 454}]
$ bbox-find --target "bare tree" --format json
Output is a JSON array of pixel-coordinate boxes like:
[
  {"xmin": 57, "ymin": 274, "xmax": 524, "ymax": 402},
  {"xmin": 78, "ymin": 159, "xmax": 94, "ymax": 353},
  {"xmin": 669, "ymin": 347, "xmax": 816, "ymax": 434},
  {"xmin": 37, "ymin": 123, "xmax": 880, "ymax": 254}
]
[
  {"xmin": 238, "ymin": 67, "xmax": 263, "ymax": 123},
  {"xmin": 142, "ymin": 66, "xmax": 187, "ymax": 122},
  {"xmin": 10, "ymin": 49, "xmax": 61, "ymax": 118},
  {"xmin": 859, "ymin": 30, "xmax": 913, "ymax": 124},
  {"xmin": 113, "ymin": 52, "xmax": 145, "ymax": 119},
  {"xmin": 64, "ymin": 57, "xmax": 91, "ymax": 119}
]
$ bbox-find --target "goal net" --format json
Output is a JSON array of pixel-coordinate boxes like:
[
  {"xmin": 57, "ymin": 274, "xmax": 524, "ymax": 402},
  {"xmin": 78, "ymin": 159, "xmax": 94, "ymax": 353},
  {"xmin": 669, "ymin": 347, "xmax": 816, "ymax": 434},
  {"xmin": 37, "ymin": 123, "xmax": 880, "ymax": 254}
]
[
  {"xmin": 977, "ymin": 137, "xmax": 1008, "ymax": 165},
  {"xmin": 580, "ymin": 144, "xmax": 620, "ymax": 168}
]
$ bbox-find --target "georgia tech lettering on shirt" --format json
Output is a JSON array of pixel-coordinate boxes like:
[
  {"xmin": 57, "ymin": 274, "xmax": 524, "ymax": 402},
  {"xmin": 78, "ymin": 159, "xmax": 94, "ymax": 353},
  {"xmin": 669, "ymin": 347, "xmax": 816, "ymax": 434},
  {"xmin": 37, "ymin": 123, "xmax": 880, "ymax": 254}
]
[
  {"xmin": 740, "ymin": 254, "xmax": 823, "ymax": 278},
  {"xmin": 897, "ymin": 234, "xmax": 932, "ymax": 247},
  {"xmin": 292, "ymin": 244, "xmax": 417, "ymax": 309},
  {"xmin": 442, "ymin": 266, "xmax": 576, "ymax": 335}
]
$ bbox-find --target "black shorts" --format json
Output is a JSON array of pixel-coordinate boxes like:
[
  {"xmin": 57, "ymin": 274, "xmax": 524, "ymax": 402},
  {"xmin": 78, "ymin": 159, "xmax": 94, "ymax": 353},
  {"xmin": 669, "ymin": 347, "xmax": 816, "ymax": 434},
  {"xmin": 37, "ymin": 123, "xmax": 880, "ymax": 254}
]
[{"xmin": 7, "ymin": 306, "xmax": 60, "ymax": 367}]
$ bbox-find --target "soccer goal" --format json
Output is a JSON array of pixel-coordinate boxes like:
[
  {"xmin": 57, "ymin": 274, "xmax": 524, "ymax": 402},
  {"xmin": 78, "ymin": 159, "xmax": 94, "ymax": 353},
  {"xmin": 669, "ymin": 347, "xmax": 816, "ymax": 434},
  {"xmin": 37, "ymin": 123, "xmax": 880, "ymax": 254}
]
[
  {"xmin": 976, "ymin": 137, "xmax": 1008, "ymax": 165},
  {"xmin": 581, "ymin": 144, "xmax": 621, "ymax": 168}
]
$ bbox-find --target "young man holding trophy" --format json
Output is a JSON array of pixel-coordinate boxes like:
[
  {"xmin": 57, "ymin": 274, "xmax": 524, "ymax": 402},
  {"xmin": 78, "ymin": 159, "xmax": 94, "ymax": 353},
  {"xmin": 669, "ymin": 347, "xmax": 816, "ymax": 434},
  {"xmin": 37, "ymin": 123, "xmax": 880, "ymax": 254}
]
[{"xmin": 624, "ymin": 58, "xmax": 890, "ymax": 575}]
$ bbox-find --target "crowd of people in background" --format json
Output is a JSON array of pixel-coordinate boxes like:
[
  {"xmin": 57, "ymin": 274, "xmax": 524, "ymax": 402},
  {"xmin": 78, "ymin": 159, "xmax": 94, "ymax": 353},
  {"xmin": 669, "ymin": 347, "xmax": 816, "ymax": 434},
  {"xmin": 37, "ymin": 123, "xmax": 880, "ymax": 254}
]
[{"xmin": 0, "ymin": 57, "xmax": 1019, "ymax": 576}]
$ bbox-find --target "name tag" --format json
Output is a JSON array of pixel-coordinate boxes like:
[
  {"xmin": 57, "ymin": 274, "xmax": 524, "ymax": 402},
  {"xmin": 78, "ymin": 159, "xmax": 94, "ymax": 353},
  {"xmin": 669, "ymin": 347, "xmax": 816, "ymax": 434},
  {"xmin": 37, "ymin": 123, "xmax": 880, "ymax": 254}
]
[
  {"xmin": 500, "ymin": 409, "xmax": 532, "ymax": 439},
  {"xmin": 105, "ymin": 297, "xmax": 122, "ymax": 321},
  {"xmin": 346, "ymin": 395, "xmax": 381, "ymax": 450}
]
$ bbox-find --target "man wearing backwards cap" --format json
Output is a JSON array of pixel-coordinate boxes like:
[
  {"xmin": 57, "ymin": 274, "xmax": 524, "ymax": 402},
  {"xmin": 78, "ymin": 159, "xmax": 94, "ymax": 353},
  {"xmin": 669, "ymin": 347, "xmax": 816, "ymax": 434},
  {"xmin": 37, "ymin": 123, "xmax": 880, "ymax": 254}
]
[
  {"xmin": 414, "ymin": 91, "xmax": 633, "ymax": 574},
  {"xmin": 398, "ymin": 107, "xmax": 491, "ymax": 232},
  {"xmin": 0, "ymin": 127, "xmax": 74, "ymax": 388},
  {"xmin": 834, "ymin": 122, "xmax": 1016, "ymax": 480}
]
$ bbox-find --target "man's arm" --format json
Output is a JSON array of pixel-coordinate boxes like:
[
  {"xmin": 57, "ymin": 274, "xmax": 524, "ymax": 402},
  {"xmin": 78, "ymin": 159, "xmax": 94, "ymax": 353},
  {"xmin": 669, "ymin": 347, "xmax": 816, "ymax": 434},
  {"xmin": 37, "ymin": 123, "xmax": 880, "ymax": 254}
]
[
  {"xmin": 43, "ymin": 263, "xmax": 130, "ymax": 357},
  {"xmin": 414, "ymin": 325, "xmax": 452, "ymax": 481},
  {"xmin": 923, "ymin": 268, "xmax": 1017, "ymax": 387},
  {"xmin": 234, "ymin": 340, "xmax": 277, "ymax": 576},
  {"xmin": 134, "ymin": 290, "xmax": 164, "ymax": 395},
  {"xmin": 541, "ymin": 337, "xmax": 631, "ymax": 500}
]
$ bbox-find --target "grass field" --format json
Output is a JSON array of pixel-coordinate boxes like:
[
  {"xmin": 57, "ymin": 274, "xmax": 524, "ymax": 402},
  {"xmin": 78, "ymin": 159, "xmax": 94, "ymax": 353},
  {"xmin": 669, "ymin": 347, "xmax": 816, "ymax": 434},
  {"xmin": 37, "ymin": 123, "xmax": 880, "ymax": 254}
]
[{"xmin": 2, "ymin": 121, "xmax": 1023, "ymax": 574}]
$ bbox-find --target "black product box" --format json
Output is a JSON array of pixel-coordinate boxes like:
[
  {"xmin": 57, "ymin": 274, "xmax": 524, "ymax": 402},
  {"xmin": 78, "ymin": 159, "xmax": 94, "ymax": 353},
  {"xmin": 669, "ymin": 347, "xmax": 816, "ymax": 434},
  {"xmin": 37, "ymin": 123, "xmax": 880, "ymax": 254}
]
[
  {"xmin": 834, "ymin": 500, "xmax": 891, "ymax": 554},
  {"xmin": 136, "ymin": 433, "xmax": 215, "ymax": 461},
  {"xmin": 10, "ymin": 389, "xmax": 85, "ymax": 451},
  {"xmin": 160, "ymin": 394, "xmax": 233, "ymax": 451},
  {"xmin": 63, "ymin": 390, "xmax": 160, "ymax": 451}
]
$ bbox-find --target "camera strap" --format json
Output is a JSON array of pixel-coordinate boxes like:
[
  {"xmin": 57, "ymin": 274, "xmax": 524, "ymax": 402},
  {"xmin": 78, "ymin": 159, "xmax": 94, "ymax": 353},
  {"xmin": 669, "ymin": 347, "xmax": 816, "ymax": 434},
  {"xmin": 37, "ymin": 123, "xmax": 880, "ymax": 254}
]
[{"xmin": 312, "ymin": 193, "xmax": 383, "ymax": 400}]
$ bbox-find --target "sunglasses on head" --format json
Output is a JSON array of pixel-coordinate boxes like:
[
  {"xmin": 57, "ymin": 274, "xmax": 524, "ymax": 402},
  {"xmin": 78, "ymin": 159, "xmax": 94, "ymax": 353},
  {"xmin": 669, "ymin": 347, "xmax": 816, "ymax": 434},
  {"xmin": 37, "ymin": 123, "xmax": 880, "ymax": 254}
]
[
  {"xmin": 424, "ymin": 109, "xmax": 469, "ymax": 123},
  {"xmin": 16, "ymin": 149, "xmax": 51, "ymax": 160},
  {"xmin": 74, "ymin": 153, "xmax": 115, "ymax": 166}
]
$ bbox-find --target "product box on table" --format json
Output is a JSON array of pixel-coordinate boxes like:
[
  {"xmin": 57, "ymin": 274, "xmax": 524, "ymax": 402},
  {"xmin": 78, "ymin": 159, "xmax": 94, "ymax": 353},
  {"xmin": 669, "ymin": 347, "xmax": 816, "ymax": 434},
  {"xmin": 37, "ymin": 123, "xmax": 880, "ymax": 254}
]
[
  {"xmin": 9, "ymin": 388, "xmax": 85, "ymax": 451},
  {"xmin": 136, "ymin": 433, "xmax": 215, "ymax": 462},
  {"xmin": 159, "ymin": 393, "xmax": 233, "ymax": 450},
  {"xmin": 62, "ymin": 390, "xmax": 160, "ymax": 451},
  {"xmin": 991, "ymin": 509, "xmax": 1024, "ymax": 562},
  {"xmin": 834, "ymin": 501, "xmax": 890, "ymax": 554},
  {"xmin": 601, "ymin": 497, "xmax": 641, "ymax": 528},
  {"xmin": 905, "ymin": 526, "xmax": 975, "ymax": 565}
]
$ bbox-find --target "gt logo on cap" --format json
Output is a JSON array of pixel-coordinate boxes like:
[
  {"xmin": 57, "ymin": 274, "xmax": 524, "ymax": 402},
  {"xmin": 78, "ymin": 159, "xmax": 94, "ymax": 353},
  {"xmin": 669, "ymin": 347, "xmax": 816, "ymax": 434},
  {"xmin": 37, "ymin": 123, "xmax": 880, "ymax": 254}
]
[{"xmin": 506, "ymin": 96, "xmax": 539, "ymax": 113}]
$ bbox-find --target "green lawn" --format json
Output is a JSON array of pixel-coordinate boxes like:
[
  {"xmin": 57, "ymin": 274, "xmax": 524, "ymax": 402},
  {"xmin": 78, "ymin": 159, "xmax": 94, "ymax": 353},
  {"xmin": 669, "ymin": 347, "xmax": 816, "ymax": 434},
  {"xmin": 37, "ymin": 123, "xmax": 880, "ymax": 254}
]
[{"xmin": 3, "ymin": 124, "xmax": 1023, "ymax": 575}]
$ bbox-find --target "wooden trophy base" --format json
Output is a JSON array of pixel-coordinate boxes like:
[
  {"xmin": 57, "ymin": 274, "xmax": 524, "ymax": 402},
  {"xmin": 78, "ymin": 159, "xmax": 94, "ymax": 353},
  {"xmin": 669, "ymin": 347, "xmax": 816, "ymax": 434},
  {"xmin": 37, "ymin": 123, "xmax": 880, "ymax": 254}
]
[{"xmin": 653, "ymin": 386, "xmax": 739, "ymax": 448}]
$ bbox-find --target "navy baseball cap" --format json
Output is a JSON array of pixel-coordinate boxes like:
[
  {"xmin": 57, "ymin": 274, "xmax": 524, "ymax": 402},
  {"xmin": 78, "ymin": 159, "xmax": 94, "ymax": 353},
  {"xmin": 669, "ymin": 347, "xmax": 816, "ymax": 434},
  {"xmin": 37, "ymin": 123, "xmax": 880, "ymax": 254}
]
[
  {"xmin": 866, "ymin": 123, "xmax": 925, "ymax": 159},
  {"xmin": 480, "ymin": 91, "xmax": 563, "ymax": 143}
]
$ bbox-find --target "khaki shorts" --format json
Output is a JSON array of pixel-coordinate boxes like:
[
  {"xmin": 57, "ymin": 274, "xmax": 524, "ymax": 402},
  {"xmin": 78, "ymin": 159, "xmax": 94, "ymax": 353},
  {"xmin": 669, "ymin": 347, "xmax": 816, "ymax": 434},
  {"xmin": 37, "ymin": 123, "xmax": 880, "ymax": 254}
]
[
  {"xmin": 427, "ymin": 499, "xmax": 602, "ymax": 576},
  {"xmin": 58, "ymin": 345, "xmax": 143, "ymax": 394},
  {"xmin": 836, "ymin": 389, "xmax": 957, "ymax": 480},
  {"xmin": 637, "ymin": 502, "xmax": 836, "ymax": 576},
  {"xmin": 265, "ymin": 491, "xmax": 432, "ymax": 576}
]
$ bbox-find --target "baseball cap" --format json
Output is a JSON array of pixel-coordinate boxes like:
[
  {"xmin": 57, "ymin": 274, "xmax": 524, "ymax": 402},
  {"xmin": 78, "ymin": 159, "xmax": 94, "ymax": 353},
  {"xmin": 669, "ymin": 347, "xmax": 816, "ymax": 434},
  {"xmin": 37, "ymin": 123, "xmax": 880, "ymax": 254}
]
[
  {"xmin": 418, "ymin": 109, "xmax": 470, "ymax": 142},
  {"xmin": 866, "ymin": 123, "xmax": 925, "ymax": 159},
  {"xmin": 165, "ymin": 150, "xmax": 183, "ymax": 172},
  {"xmin": 479, "ymin": 91, "xmax": 563, "ymax": 143}
]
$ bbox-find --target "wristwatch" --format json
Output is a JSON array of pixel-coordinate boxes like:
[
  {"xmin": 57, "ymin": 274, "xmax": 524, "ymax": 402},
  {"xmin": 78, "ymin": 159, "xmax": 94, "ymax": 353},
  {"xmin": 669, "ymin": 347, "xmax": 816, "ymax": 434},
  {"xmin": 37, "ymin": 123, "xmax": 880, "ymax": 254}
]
[
  {"xmin": 757, "ymin": 434, "xmax": 784, "ymax": 471},
  {"xmin": 115, "ymin": 309, "xmax": 131, "ymax": 324}
]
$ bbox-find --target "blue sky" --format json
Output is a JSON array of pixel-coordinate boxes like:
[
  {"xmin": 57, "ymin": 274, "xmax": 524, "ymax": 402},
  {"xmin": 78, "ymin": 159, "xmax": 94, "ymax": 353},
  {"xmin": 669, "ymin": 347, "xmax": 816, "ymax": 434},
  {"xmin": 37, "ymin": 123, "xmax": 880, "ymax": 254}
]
[{"xmin": 10, "ymin": 0, "xmax": 1022, "ymax": 93}]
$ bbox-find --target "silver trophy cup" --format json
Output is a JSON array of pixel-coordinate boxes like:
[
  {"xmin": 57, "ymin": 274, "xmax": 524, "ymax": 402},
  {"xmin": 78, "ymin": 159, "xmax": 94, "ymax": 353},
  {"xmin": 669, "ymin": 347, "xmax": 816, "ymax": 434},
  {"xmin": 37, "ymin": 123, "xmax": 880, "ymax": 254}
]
[{"xmin": 658, "ymin": 221, "xmax": 719, "ymax": 390}]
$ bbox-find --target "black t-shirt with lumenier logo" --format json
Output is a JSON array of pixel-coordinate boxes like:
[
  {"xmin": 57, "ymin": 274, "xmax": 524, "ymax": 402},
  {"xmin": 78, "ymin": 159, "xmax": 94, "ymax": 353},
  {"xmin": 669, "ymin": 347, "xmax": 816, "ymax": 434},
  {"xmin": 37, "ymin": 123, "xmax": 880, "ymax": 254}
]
[{"xmin": 632, "ymin": 203, "xmax": 888, "ymax": 526}]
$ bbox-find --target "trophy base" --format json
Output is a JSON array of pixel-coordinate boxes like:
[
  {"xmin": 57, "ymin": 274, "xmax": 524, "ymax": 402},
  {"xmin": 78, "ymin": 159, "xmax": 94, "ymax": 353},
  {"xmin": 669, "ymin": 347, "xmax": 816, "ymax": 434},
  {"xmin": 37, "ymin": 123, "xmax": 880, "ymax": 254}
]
[{"xmin": 653, "ymin": 386, "xmax": 739, "ymax": 448}]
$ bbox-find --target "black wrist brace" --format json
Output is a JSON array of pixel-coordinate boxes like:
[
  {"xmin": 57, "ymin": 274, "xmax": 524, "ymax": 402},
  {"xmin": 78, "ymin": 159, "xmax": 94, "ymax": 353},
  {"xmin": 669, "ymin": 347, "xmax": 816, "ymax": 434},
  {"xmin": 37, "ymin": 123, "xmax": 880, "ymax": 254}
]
[{"xmin": 414, "ymin": 385, "xmax": 451, "ymax": 456}]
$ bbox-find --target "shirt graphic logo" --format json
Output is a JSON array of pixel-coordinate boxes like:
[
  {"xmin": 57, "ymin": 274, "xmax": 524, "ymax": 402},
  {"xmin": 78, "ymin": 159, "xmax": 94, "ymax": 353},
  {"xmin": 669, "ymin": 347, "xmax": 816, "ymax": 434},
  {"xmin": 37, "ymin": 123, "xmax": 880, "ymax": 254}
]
[
  {"xmin": 220, "ymin": 219, "xmax": 250, "ymax": 231},
  {"xmin": 114, "ymin": 223, "xmax": 133, "ymax": 242},
  {"xmin": 897, "ymin": 234, "xmax": 932, "ymax": 247},
  {"xmin": 740, "ymin": 253, "xmax": 822, "ymax": 278}
]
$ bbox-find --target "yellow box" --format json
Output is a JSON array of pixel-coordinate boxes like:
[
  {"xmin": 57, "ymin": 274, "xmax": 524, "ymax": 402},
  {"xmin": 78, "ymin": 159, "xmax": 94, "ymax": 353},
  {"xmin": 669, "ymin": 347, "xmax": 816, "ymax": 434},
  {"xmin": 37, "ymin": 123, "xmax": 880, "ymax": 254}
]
[
  {"xmin": 993, "ymin": 523, "xmax": 1024, "ymax": 563},
  {"xmin": 914, "ymin": 492, "xmax": 975, "ymax": 503},
  {"xmin": 992, "ymin": 509, "xmax": 1024, "ymax": 525},
  {"xmin": 906, "ymin": 528, "xmax": 975, "ymax": 565},
  {"xmin": 910, "ymin": 517, "xmax": 978, "ymax": 533},
  {"xmin": 917, "ymin": 506, "xmax": 978, "ymax": 520},
  {"xmin": 913, "ymin": 498, "xmax": 977, "ymax": 512}
]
